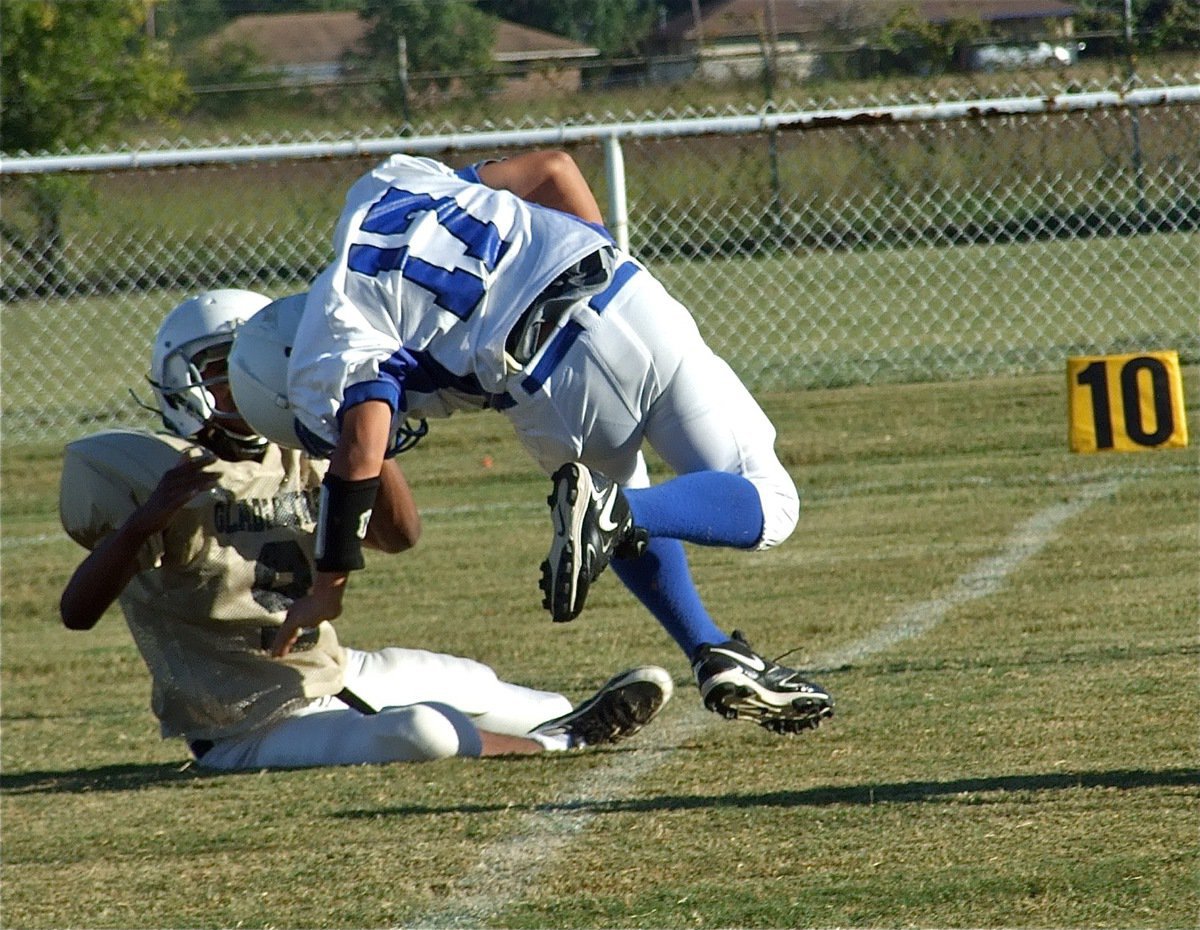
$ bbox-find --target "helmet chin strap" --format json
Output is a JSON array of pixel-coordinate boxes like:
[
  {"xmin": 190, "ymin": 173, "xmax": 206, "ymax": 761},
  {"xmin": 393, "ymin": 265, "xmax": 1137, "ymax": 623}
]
[
  {"xmin": 190, "ymin": 360, "xmax": 268, "ymax": 459},
  {"xmin": 200, "ymin": 421, "xmax": 268, "ymax": 462}
]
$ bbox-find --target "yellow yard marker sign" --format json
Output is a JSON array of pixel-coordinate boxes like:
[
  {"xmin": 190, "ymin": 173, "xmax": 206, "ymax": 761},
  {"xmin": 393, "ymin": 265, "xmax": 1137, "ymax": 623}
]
[{"xmin": 1067, "ymin": 351, "xmax": 1188, "ymax": 453}]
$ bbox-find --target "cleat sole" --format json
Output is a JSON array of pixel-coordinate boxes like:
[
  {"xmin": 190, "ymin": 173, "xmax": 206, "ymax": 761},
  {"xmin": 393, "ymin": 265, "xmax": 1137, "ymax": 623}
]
[
  {"xmin": 540, "ymin": 462, "xmax": 627, "ymax": 624},
  {"xmin": 542, "ymin": 464, "xmax": 588, "ymax": 622},
  {"xmin": 702, "ymin": 681, "xmax": 833, "ymax": 731}
]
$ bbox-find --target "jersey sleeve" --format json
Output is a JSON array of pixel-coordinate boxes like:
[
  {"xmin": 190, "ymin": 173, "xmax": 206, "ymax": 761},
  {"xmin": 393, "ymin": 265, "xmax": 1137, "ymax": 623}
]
[
  {"xmin": 455, "ymin": 159, "xmax": 500, "ymax": 184},
  {"xmin": 59, "ymin": 430, "xmax": 193, "ymax": 568},
  {"xmin": 287, "ymin": 265, "xmax": 404, "ymax": 451}
]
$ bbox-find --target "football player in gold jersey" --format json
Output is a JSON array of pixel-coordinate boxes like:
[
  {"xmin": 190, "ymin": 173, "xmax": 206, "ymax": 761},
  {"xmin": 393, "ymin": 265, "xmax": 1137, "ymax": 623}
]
[{"xmin": 59, "ymin": 288, "xmax": 671, "ymax": 771}]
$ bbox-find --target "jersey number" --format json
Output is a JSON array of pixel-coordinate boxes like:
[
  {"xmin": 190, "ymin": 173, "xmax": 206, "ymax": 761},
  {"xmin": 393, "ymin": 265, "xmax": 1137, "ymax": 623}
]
[{"xmin": 347, "ymin": 188, "xmax": 508, "ymax": 320}]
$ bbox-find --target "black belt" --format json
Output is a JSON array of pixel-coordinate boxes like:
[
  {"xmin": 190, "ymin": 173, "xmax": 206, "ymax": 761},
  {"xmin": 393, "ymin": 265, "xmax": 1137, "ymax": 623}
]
[{"xmin": 505, "ymin": 250, "xmax": 610, "ymax": 366}]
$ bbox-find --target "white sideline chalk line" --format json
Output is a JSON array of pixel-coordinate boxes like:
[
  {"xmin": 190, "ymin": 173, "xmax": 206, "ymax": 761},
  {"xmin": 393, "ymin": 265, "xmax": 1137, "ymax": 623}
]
[
  {"xmin": 810, "ymin": 477, "xmax": 1120, "ymax": 670},
  {"xmin": 404, "ymin": 478, "xmax": 1121, "ymax": 929}
]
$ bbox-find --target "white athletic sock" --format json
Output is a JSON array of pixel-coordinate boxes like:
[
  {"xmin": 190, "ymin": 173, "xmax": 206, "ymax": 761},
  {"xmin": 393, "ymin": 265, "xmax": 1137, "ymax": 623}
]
[{"xmin": 529, "ymin": 731, "xmax": 572, "ymax": 752}]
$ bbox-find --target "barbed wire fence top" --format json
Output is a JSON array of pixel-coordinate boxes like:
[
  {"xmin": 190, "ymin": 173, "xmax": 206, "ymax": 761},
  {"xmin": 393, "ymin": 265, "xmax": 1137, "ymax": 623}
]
[{"xmin": 2, "ymin": 84, "xmax": 1197, "ymax": 445}]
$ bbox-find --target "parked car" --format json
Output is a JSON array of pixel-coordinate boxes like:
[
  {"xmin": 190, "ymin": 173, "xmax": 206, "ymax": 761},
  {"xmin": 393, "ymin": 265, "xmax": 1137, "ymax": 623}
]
[{"xmin": 967, "ymin": 41, "xmax": 1085, "ymax": 72}]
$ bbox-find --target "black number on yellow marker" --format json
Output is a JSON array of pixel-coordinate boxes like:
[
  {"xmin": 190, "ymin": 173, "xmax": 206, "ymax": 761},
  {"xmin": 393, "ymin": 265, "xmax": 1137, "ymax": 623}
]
[{"xmin": 1075, "ymin": 356, "xmax": 1175, "ymax": 450}]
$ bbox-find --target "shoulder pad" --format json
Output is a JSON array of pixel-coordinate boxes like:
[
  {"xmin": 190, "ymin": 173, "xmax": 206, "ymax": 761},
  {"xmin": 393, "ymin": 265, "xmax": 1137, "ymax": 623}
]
[
  {"xmin": 60, "ymin": 430, "xmax": 212, "ymax": 549},
  {"xmin": 63, "ymin": 429, "xmax": 195, "ymax": 498}
]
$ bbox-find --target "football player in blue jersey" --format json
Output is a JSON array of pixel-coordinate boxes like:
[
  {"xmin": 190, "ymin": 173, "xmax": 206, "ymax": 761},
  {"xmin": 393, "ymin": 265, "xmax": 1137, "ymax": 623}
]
[{"xmin": 229, "ymin": 150, "xmax": 834, "ymax": 734}]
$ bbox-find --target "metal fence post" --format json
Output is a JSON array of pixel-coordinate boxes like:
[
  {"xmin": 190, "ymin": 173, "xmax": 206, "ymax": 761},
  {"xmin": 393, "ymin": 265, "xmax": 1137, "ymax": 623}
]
[{"xmin": 603, "ymin": 133, "xmax": 629, "ymax": 252}]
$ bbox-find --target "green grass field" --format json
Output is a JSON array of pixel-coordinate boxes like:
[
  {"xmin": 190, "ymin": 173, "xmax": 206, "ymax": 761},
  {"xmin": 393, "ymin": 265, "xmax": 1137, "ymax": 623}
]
[{"xmin": 2, "ymin": 370, "xmax": 1197, "ymax": 928}]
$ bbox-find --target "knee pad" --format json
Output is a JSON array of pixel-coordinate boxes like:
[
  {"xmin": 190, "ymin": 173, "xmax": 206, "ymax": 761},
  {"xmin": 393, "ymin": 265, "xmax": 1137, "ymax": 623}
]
[
  {"xmin": 754, "ymin": 470, "xmax": 800, "ymax": 550},
  {"xmin": 379, "ymin": 703, "xmax": 484, "ymax": 761}
]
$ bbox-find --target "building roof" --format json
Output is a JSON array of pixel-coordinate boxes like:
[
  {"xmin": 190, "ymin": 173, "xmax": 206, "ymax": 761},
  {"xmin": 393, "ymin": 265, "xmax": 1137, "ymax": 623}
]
[
  {"xmin": 659, "ymin": 0, "xmax": 1077, "ymax": 43},
  {"xmin": 208, "ymin": 11, "xmax": 368, "ymax": 67},
  {"xmin": 494, "ymin": 20, "xmax": 599, "ymax": 61},
  {"xmin": 207, "ymin": 10, "xmax": 596, "ymax": 68},
  {"xmin": 918, "ymin": 0, "xmax": 1078, "ymax": 24}
]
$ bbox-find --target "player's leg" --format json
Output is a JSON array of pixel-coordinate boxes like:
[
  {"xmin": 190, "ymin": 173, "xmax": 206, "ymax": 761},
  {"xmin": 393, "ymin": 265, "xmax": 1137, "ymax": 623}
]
[
  {"xmin": 610, "ymin": 271, "xmax": 798, "ymax": 549},
  {"xmin": 193, "ymin": 699, "xmax": 490, "ymax": 770},
  {"xmin": 504, "ymin": 268, "xmax": 793, "ymax": 622},
  {"xmin": 501, "ymin": 274, "xmax": 756, "ymax": 643},
  {"xmin": 634, "ymin": 343, "xmax": 799, "ymax": 550},
  {"xmin": 340, "ymin": 647, "xmax": 673, "ymax": 749},
  {"xmin": 509, "ymin": 267, "xmax": 797, "ymax": 550},
  {"xmin": 599, "ymin": 354, "xmax": 815, "ymax": 684},
  {"xmin": 341, "ymin": 646, "xmax": 572, "ymax": 736},
  {"xmin": 501, "ymin": 265, "xmax": 831, "ymax": 731},
  {"xmin": 605, "ymin": 282, "xmax": 831, "ymax": 731},
  {"xmin": 595, "ymin": 453, "xmax": 725, "ymax": 655}
]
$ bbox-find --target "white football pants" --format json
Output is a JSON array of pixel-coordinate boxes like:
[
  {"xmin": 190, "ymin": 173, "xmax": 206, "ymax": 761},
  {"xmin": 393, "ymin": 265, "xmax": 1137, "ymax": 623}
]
[
  {"xmin": 193, "ymin": 647, "xmax": 571, "ymax": 770},
  {"xmin": 501, "ymin": 261, "xmax": 799, "ymax": 549}
]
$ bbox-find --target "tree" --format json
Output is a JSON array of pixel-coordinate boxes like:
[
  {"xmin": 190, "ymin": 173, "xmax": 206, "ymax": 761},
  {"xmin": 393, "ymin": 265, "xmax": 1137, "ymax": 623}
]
[
  {"xmin": 481, "ymin": 0, "xmax": 658, "ymax": 59},
  {"xmin": 152, "ymin": 0, "xmax": 230, "ymax": 46},
  {"xmin": 358, "ymin": 0, "xmax": 497, "ymax": 114},
  {"xmin": 1144, "ymin": 0, "xmax": 1200, "ymax": 49},
  {"xmin": 2, "ymin": 0, "xmax": 186, "ymax": 154},
  {"xmin": 1, "ymin": 0, "xmax": 186, "ymax": 293},
  {"xmin": 1074, "ymin": 0, "xmax": 1200, "ymax": 47},
  {"xmin": 876, "ymin": 6, "xmax": 985, "ymax": 76}
]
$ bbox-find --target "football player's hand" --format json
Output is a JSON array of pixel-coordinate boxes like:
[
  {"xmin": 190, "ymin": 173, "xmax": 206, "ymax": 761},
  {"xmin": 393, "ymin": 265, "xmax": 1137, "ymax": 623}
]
[
  {"xmin": 130, "ymin": 450, "xmax": 219, "ymax": 538},
  {"xmin": 270, "ymin": 573, "xmax": 347, "ymax": 657}
]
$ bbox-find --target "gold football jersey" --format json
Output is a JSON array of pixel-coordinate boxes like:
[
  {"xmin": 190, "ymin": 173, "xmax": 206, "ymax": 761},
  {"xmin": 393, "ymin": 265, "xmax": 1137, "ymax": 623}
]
[{"xmin": 60, "ymin": 429, "xmax": 346, "ymax": 740}]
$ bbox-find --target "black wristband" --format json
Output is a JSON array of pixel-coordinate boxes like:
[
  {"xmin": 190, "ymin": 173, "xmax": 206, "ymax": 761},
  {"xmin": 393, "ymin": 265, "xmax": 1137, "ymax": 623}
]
[{"xmin": 314, "ymin": 474, "xmax": 381, "ymax": 572}]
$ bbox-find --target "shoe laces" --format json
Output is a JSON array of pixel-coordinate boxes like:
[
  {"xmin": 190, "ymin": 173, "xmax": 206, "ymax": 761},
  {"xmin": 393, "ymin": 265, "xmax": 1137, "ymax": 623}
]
[
  {"xmin": 770, "ymin": 644, "xmax": 806, "ymax": 666},
  {"xmin": 732, "ymin": 629, "xmax": 804, "ymax": 668}
]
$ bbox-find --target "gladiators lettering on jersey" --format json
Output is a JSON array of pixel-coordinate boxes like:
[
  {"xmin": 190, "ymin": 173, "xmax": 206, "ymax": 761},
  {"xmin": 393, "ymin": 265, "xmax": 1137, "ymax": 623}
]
[{"xmin": 213, "ymin": 489, "xmax": 319, "ymax": 535}]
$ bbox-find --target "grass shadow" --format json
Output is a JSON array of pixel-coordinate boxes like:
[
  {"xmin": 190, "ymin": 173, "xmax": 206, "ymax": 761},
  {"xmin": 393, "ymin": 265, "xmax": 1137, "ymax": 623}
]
[
  {"xmin": 0, "ymin": 762, "xmax": 203, "ymax": 795},
  {"xmin": 332, "ymin": 765, "xmax": 1200, "ymax": 820},
  {"xmin": 0, "ymin": 742, "xmax": 606, "ymax": 796}
]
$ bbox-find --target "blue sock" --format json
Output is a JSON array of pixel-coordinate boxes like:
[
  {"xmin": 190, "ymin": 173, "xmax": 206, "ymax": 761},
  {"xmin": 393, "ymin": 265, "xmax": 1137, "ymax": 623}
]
[
  {"xmin": 611, "ymin": 536, "xmax": 727, "ymax": 657},
  {"xmin": 625, "ymin": 472, "xmax": 764, "ymax": 548}
]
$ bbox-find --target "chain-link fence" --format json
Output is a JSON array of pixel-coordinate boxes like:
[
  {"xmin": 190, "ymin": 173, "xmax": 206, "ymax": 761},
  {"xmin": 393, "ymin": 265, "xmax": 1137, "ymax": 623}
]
[{"xmin": 2, "ymin": 87, "xmax": 1197, "ymax": 446}]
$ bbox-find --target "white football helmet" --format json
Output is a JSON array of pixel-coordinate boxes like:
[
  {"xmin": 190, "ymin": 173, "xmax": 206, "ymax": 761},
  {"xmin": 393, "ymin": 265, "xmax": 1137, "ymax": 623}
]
[
  {"xmin": 228, "ymin": 292, "xmax": 428, "ymax": 456},
  {"xmin": 226, "ymin": 292, "xmax": 308, "ymax": 450},
  {"xmin": 149, "ymin": 289, "xmax": 272, "ymax": 451}
]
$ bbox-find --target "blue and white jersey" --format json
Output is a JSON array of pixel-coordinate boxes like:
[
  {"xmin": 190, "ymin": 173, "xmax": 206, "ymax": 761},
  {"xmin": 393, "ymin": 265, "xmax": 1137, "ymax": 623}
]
[{"xmin": 288, "ymin": 154, "xmax": 612, "ymax": 450}]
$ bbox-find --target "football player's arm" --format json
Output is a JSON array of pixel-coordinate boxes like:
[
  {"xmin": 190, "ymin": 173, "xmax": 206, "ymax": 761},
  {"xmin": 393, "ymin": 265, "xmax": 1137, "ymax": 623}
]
[
  {"xmin": 60, "ymin": 452, "xmax": 218, "ymax": 630},
  {"xmin": 272, "ymin": 399, "xmax": 392, "ymax": 657},
  {"xmin": 475, "ymin": 151, "xmax": 605, "ymax": 225},
  {"xmin": 363, "ymin": 459, "xmax": 420, "ymax": 553}
]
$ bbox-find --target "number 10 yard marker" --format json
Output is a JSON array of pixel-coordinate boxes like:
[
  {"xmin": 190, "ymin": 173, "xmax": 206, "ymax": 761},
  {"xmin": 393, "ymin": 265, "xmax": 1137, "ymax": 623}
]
[{"xmin": 1067, "ymin": 350, "xmax": 1188, "ymax": 453}]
